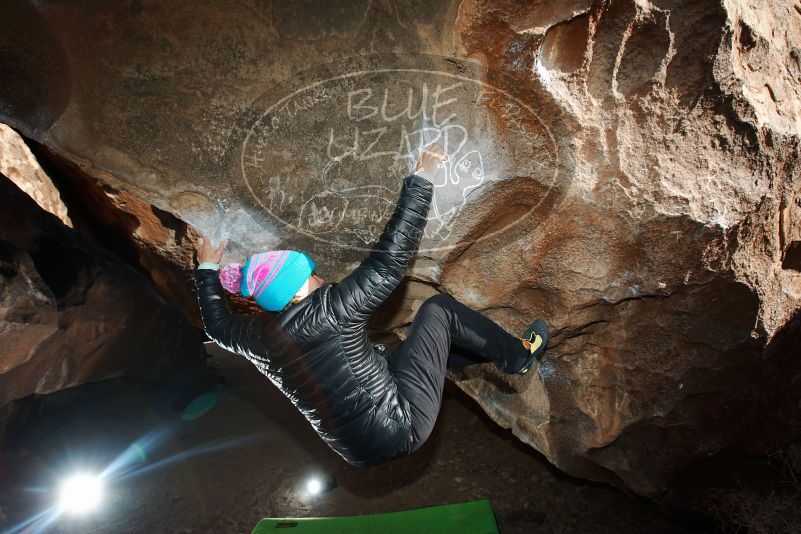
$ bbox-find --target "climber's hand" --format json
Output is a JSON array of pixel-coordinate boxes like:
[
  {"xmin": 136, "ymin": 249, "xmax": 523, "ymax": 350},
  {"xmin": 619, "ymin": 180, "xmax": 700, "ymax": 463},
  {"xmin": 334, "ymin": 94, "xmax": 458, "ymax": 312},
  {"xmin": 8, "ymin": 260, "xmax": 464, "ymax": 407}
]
[
  {"xmin": 195, "ymin": 233, "xmax": 228, "ymax": 264},
  {"xmin": 414, "ymin": 142, "xmax": 447, "ymax": 182}
]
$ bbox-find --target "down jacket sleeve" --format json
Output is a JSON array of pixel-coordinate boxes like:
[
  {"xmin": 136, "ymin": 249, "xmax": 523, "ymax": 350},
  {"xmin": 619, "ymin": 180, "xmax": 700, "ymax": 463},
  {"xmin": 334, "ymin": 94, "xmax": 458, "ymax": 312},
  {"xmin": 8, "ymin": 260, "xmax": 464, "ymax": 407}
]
[
  {"xmin": 194, "ymin": 268, "xmax": 256, "ymax": 355},
  {"xmin": 330, "ymin": 173, "xmax": 434, "ymax": 324}
]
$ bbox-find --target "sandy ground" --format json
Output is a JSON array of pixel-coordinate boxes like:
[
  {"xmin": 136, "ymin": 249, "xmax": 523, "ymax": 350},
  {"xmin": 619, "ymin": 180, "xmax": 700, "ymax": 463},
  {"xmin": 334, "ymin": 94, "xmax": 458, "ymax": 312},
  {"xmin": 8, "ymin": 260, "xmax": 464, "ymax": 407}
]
[{"xmin": 0, "ymin": 345, "xmax": 710, "ymax": 534}]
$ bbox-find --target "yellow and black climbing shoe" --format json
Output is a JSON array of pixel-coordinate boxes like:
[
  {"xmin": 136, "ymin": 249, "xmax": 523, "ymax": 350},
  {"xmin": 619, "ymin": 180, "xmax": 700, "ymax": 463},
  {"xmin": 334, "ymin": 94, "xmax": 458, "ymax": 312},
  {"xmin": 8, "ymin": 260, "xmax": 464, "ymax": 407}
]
[{"xmin": 516, "ymin": 319, "xmax": 549, "ymax": 375}]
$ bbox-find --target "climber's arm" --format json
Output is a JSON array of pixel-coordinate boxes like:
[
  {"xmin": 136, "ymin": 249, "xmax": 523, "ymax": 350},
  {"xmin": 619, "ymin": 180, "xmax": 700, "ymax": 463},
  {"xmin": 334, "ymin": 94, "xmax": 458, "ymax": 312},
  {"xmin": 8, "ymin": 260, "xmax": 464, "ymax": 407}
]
[
  {"xmin": 195, "ymin": 267, "xmax": 256, "ymax": 356},
  {"xmin": 193, "ymin": 235, "xmax": 254, "ymax": 355},
  {"xmin": 329, "ymin": 144, "xmax": 444, "ymax": 324},
  {"xmin": 329, "ymin": 173, "xmax": 433, "ymax": 324}
]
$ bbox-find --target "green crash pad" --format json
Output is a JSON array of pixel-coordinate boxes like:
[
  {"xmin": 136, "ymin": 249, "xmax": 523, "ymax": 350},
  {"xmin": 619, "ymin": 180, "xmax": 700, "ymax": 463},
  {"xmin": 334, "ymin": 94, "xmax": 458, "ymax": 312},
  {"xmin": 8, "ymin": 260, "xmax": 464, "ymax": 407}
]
[{"xmin": 251, "ymin": 499, "xmax": 499, "ymax": 534}]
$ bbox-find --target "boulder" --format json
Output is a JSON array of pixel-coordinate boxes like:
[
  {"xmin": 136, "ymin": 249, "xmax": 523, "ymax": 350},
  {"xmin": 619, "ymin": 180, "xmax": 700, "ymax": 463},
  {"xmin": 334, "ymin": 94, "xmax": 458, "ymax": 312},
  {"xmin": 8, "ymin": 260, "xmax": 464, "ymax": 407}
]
[
  {"xmin": 0, "ymin": 123, "xmax": 71, "ymax": 226},
  {"xmin": 0, "ymin": 173, "xmax": 203, "ymax": 442},
  {"xmin": 0, "ymin": 0, "xmax": 799, "ymax": 495}
]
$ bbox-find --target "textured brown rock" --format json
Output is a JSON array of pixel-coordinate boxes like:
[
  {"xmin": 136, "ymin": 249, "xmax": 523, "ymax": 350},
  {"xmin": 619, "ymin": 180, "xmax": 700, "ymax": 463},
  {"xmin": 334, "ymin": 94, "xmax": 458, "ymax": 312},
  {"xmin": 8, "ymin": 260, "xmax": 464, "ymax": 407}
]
[
  {"xmin": 0, "ymin": 173, "xmax": 203, "ymax": 435},
  {"xmin": 0, "ymin": 0, "xmax": 799, "ymax": 496},
  {"xmin": 0, "ymin": 124, "xmax": 71, "ymax": 226},
  {"xmin": 25, "ymin": 143, "xmax": 208, "ymax": 327},
  {"xmin": 447, "ymin": 0, "xmax": 801, "ymax": 496}
]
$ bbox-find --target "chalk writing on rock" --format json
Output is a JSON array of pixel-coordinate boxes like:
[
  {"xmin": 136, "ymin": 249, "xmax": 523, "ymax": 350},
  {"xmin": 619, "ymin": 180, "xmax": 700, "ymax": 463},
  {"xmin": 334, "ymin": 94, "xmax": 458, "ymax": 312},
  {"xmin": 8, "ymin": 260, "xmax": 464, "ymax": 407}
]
[{"xmin": 240, "ymin": 55, "xmax": 558, "ymax": 253}]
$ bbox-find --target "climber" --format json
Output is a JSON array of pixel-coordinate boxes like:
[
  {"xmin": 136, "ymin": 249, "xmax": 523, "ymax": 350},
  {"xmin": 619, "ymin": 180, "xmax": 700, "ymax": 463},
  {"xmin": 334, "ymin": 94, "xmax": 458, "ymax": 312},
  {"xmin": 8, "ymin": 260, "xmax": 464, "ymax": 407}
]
[{"xmin": 193, "ymin": 142, "xmax": 549, "ymax": 467}]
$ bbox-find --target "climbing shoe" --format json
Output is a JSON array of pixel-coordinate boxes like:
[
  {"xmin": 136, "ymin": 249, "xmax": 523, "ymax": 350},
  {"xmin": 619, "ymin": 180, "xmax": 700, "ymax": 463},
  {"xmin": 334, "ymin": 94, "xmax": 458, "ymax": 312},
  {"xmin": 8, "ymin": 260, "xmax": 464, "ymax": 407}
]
[{"xmin": 516, "ymin": 319, "xmax": 549, "ymax": 375}]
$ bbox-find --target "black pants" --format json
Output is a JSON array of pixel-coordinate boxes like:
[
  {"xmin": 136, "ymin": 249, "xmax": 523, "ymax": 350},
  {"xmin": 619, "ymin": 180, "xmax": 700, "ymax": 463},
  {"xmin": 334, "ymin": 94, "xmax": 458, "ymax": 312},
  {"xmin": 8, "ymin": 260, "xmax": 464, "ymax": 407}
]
[{"xmin": 388, "ymin": 294, "xmax": 529, "ymax": 454}]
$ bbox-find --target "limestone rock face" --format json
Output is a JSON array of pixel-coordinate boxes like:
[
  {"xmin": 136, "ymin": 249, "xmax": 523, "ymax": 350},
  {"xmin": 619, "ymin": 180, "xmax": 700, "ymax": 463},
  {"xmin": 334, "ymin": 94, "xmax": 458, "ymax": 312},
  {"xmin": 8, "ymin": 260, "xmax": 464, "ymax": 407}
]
[
  {"xmin": 0, "ymin": 173, "xmax": 203, "ymax": 433},
  {"xmin": 1, "ymin": 0, "xmax": 799, "ymax": 495}
]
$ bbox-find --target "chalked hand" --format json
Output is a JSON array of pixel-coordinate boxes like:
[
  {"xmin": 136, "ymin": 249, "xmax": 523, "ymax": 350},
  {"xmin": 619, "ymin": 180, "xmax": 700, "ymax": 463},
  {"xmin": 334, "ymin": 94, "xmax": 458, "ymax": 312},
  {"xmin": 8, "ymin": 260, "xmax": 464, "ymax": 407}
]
[
  {"xmin": 195, "ymin": 233, "xmax": 228, "ymax": 264},
  {"xmin": 414, "ymin": 142, "xmax": 447, "ymax": 183}
]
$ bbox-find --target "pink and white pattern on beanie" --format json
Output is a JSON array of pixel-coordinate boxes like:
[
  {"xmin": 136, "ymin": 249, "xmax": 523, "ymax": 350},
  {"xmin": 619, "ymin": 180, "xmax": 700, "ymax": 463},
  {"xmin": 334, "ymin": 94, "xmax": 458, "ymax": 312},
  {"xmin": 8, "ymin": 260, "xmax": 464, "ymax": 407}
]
[
  {"xmin": 218, "ymin": 263, "xmax": 244, "ymax": 294},
  {"xmin": 243, "ymin": 250, "xmax": 290, "ymax": 300}
]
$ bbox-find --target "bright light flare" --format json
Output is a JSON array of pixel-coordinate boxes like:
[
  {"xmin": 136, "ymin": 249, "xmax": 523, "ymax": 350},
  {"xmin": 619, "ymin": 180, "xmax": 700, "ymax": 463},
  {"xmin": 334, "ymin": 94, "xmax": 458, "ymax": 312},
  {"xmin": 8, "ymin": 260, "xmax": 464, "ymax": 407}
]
[
  {"xmin": 303, "ymin": 473, "xmax": 336, "ymax": 498},
  {"xmin": 57, "ymin": 473, "xmax": 104, "ymax": 515},
  {"xmin": 7, "ymin": 430, "xmax": 268, "ymax": 533},
  {"xmin": 306, "ymin": 477, "xmax": 322, "ymax": 496}
]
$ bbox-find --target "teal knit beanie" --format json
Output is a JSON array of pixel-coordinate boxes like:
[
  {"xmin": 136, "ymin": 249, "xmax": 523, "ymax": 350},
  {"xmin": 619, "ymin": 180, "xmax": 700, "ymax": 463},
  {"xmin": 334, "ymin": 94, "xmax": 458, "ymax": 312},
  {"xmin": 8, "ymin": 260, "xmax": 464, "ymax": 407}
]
[{"xmin": 240, "ymin": 250, "xmax": 316, "ymax": 311}]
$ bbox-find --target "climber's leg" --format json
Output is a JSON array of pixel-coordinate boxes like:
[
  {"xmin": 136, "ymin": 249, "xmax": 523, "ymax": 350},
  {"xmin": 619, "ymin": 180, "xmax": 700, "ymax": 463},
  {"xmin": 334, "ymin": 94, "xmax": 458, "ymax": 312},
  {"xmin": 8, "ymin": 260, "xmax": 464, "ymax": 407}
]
[
  {"xmin": 445, "ymin": 350, "xmax": 485, "ymax": 370},
  {"xmin": 388, "ymin": 294, "xmax": 530, "ymax": 453}
]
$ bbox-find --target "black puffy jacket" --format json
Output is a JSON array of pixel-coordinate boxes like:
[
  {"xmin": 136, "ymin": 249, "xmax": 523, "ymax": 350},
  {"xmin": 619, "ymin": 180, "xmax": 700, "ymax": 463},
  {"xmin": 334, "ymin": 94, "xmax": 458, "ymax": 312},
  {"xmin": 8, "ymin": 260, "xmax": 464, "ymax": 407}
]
[{"xmin": 194, "ymin": 174, "xmax": 433, "ymax": 467}]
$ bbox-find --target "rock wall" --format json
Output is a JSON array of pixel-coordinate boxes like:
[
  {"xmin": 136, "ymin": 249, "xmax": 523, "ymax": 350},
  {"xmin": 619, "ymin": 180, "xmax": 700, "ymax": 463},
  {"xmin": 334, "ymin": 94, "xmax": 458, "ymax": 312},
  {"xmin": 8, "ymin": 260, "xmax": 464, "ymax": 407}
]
[
  {"xmin": 449, "ymin": 0, "xmax": 801, "ymax": 496},
  {"xmin": 0, "ymin": 0, "xmax": 799, "ymax": 496},
  {"xmin": 25, "ymin": 139, "xmax": 209, "ymax": 327},
  {"xmin": 0, "ymin": 123, "xmax": 71, "ymax": 226},
  {"xmin": 0, "ymin": 172, "xmax": 203, "ymax": 442}
]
